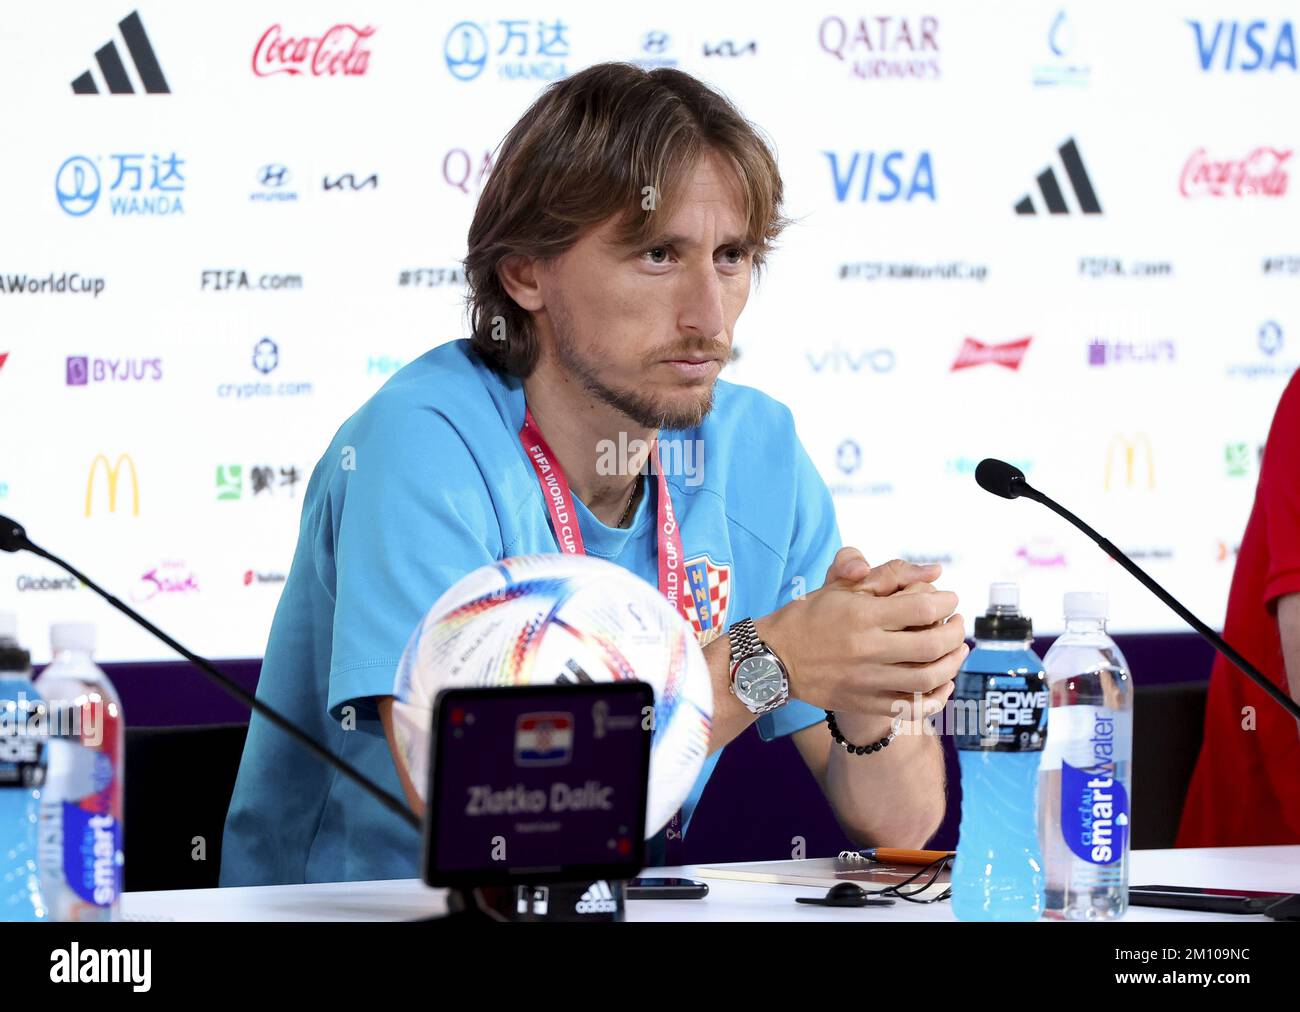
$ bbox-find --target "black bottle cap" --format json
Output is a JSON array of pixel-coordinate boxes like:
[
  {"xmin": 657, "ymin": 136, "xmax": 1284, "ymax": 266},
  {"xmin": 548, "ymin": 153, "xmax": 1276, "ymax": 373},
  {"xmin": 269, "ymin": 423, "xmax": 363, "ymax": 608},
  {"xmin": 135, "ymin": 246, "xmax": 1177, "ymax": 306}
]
[{"xmin": 973, "ymin": 612, "xmax": 1033, "ymax": 640}]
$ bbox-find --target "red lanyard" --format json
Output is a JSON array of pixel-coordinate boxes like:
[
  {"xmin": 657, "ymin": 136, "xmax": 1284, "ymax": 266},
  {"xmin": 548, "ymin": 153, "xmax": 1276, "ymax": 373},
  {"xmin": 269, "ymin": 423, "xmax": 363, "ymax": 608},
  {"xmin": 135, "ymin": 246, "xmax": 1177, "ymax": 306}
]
[{"xmin": 520, "ymin": 407, "xmax": 688, "ymax": 622}]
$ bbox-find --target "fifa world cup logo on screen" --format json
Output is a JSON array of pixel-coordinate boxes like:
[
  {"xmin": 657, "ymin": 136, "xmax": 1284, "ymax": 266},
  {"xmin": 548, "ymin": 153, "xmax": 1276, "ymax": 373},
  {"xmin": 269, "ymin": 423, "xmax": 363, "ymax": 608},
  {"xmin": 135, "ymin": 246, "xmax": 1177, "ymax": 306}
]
[
  {"xmin": 85, "ymin": 453, "xmax": 140, "ymax": 517},
  {"xmin": 1104, "ymin": 434, "xmax": 1155, "ymax": 491}
]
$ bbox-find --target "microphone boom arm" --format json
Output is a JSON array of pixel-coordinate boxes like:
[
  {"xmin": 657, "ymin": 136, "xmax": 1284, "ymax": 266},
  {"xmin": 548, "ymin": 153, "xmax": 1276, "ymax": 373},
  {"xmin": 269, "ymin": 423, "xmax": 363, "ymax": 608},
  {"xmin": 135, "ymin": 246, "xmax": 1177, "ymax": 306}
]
[
  {"xmin": 19, "ymin": 534, "xmax": 420, "ymax": 831},
  {"xmin": 1016, "ymin": 480, "xmax": 1300, "ymax": 723}
]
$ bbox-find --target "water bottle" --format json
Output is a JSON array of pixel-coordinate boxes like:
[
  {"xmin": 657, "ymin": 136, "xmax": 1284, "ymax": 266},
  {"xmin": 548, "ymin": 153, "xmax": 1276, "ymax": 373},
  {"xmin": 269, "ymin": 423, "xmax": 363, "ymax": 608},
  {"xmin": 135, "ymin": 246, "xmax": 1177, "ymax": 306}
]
[
  {"xmin": 1039, "ymin": 592, "xmax": 1133, "ymax": 920},
  {"xmin": 952, "ymin": 583, "xmax": 1048, "ymax": 921},
  {"xmin": 0, "ymin": 612, "xmax": 48, "ymax": 921},
  {"xmin": 35, "ymin": 622, "xmax": 124, "ymax": 921}
]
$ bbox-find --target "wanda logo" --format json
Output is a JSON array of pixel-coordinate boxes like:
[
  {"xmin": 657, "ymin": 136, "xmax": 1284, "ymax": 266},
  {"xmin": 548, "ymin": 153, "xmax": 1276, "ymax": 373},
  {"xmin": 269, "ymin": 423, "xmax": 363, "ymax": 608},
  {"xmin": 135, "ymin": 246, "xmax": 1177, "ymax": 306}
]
[
  {"xmin": 1180, "ymin": 147, "xmax": 1290, "ymax": 197},
  {"xmin": 253, "ymin": 24, "xmax": 375, "ymax": 77}
]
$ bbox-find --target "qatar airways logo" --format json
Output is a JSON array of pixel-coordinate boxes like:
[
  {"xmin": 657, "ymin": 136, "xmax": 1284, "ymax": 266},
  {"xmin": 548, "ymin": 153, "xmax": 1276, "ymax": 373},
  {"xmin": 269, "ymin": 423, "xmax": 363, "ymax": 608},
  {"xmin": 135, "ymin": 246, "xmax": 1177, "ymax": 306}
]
[
  {"xmin": 253, "ymin": 24, "xmax": 374, "ymax": 77},
  {"xmin": 1180, "ymin": 147, "xmax": 1290, "ymax": 198},
  {"xmin": 950, "ymin": 337, "xmax": 1032, "ymax": 372}
]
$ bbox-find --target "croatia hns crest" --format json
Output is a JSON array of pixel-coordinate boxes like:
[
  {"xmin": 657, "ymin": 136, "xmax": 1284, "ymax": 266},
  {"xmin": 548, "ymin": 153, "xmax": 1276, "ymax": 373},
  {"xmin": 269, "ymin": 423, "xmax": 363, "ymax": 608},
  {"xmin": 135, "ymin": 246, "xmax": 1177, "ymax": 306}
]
[{"xmin": 683, "ymin": 555, "xmax": 731, "ymax": 645}]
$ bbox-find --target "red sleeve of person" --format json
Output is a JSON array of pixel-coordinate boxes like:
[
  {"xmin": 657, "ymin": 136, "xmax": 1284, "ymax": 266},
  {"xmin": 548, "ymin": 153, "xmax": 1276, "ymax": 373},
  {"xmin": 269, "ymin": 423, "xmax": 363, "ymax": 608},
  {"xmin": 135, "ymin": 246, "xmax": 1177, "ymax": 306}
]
[{"xmin": 1177, "ymin": 369, "xmax": 1300, "ymax": 847}]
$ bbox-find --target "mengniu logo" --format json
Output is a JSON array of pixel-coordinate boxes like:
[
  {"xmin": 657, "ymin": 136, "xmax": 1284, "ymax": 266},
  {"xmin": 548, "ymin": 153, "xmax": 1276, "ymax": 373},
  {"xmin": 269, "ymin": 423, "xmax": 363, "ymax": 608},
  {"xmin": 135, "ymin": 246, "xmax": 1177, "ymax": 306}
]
[
  {"xmin": 951, "ymin": 337, "xmax": 1032, "ymax": 371},
  {"xmin": 71, "ymin": 10, "xmax": 169, "ymax": 94},
  {"xmin": 55, "ymin": 153, "xmax": 185, "ymax": 217},
  {"xmin": 85, "ymin": 453, "xmax": 140, "ymax": 517},
  {"xmin": 1015, "ymin": 138, "xmax": 1100, "ymax": 214},
  {"xmin": 1104, "ymin": 435, "xmax": 1154, "ymax": 491},
  {"xmin": 253, "ymin": 23, "xmax": 375, "ymax": 77},
  {"xmin": 1189, "ymin": 20, "xmax": 1297, "ymax": 72},
  {"xmin": 443, "ymin": 19, "xmax": 570, "ymax": 82},
  {"xmin": 825, "ymin": 151, "xmax": 935, "ymax": 202}
]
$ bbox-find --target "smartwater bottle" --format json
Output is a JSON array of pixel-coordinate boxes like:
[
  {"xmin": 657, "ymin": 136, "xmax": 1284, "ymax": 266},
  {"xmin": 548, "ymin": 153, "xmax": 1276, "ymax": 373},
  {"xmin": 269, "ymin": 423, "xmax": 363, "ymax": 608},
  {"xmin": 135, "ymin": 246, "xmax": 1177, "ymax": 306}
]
[
  {"xmin": 951, "ymin": 584, "xmax": 1049, "ymax": 921},
  {"xmin": 35, "ymin": 622, "xmax": 125, "ymax": 921},
  {"xmin": 0, "ymin": 612, "xmax": 47, "ymax": 921},
  {"xmin": 1040, "ymin": 592, "xmax": 1133, "ymax": 920}
]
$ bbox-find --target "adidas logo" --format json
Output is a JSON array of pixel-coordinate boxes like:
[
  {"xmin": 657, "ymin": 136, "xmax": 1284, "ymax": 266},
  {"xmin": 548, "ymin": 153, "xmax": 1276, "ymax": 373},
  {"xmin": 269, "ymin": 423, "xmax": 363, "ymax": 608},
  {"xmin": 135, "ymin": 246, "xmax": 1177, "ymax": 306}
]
[
  {"xmin": 574, "ymin": 880, "xmax": 618, "ymax": 915},
  {"xmin": 72, "ymin": 10, "xmax": 169, "ymax": 95},
  {"xmin": 1014, "ymin": 138, "xmax": 1101, "ymax": 215}
]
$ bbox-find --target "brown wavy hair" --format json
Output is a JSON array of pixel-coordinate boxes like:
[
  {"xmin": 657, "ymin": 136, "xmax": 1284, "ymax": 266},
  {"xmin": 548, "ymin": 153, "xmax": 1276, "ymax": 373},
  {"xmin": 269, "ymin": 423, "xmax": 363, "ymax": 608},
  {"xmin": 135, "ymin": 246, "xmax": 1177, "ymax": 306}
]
[{"xmin": 463, "ymin": 62, "xmax": 792, "ymax": 377}]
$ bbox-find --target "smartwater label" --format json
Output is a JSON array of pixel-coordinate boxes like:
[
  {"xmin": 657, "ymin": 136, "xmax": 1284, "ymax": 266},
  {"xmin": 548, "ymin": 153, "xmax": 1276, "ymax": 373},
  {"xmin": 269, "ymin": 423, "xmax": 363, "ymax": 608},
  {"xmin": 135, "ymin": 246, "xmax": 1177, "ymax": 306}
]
[{"xmin": 1042, "ymin": 705, "xmax": 1132, "ymax": 865}]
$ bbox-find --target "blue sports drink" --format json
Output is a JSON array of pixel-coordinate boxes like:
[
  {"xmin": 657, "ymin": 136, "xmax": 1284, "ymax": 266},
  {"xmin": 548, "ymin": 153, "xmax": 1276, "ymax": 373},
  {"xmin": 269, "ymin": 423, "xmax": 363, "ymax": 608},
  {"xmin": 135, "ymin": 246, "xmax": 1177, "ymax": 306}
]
[
  {"xmin": 0, "ymin": 612, "xmax": 48, "ymax": 921},
  {"xmin": 952, "ymin": 584, "xmax": 1048, "ymax": 921}
]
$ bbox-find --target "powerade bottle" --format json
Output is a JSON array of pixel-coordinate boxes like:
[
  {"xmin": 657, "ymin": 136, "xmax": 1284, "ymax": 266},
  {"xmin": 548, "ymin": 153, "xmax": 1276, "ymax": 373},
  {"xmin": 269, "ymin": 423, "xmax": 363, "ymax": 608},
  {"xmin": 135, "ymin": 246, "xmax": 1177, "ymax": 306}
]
[
  {"xmin": 1040, "ymin": 592, "xmax": 1132, "ymax": 920},
  {"xmin": 35, "ymin": 622, "xmax": 124, "ymax": 921},
  {"xmin": 952, "ymin": 583, "xmax": 1049, "ymax": 921},
  {"xmin": 0, "ymin": 611, "xmax": 48, "ymax": 921}
]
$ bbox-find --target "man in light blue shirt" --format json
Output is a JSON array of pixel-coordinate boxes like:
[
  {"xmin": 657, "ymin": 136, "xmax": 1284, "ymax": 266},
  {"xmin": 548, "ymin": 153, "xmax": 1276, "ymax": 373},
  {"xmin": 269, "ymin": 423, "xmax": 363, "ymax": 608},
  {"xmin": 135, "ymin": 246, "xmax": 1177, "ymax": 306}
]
[{"xmin": 221, "ymin": 63, "xmax": 966, "ymax": 887}]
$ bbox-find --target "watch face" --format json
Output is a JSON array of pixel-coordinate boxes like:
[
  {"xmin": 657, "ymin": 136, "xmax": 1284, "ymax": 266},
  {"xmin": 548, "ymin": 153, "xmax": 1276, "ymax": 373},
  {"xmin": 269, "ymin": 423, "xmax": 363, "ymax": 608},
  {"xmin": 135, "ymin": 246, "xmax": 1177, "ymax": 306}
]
[{"xmin": 735, "ymin": 655, "xmax": 783, "ymax": 706}]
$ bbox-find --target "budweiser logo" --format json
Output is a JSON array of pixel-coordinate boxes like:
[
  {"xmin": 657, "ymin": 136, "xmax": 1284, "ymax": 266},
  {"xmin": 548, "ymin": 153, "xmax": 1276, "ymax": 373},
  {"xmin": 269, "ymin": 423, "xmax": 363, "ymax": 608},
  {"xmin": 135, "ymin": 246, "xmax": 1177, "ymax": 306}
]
[
  {"xmin": 253, "ymin": 23, "xmax": 375, "ymax": 77},
  {"xmin": 1180, "ymin": 147, "xmax": 1290, "ymax": 198},
  {"xmin": 951, "ymin": 337, "xmax": 1032, "ymax": 371}
]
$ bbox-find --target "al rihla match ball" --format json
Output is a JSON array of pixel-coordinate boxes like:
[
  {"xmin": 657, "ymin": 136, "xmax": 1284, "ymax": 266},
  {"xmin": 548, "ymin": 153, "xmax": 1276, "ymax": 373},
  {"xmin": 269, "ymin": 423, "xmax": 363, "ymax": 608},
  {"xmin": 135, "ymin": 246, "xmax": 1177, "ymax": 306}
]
[{"xmin": 391, "ymin": 554, "xmax": 713, "ymax": 836}]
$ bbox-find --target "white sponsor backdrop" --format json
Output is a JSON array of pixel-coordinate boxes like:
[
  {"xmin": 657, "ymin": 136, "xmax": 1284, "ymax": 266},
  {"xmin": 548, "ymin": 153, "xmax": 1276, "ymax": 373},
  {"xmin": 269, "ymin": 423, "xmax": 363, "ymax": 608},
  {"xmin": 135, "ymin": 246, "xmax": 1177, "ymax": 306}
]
[{"xmin": 1, "ymin": 1, "xmax": 1297, "ymax": 662}]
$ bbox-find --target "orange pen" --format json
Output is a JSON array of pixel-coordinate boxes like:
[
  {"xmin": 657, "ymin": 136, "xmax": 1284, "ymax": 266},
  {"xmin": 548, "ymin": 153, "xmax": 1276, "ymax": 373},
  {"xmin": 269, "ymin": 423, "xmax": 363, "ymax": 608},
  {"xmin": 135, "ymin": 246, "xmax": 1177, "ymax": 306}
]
[{"xmin": 857, "ymin": 848, "xmax": 955, "ymax": 866}]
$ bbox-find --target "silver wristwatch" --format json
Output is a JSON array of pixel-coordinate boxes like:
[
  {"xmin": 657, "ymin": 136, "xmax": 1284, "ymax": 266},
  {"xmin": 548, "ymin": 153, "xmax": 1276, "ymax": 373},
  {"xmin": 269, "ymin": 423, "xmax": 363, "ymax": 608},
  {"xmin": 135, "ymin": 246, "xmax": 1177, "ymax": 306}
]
[{"xmin": 727, "ymin": 617, "xmax": 790, "ymax": 716}]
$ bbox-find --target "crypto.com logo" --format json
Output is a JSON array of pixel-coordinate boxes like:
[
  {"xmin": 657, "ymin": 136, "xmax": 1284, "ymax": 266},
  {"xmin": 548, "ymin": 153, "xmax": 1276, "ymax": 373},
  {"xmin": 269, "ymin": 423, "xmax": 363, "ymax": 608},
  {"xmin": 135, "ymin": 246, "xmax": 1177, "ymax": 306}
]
[{"xmin": 85, "ymin": 453, "xmax": 140, "ymax": 517}]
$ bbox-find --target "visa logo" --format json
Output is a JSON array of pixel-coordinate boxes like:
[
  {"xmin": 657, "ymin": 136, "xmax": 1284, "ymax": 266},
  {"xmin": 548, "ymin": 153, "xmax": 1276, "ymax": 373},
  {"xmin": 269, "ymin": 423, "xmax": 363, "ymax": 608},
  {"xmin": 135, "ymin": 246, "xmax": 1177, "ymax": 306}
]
[
  {"xmin": 514, "ymin": 712, "xmax": 574, "ymax": 767},
  {"xmin": 1189, "ymin": 20, "xmax": 1297, "ymax": 71},
  {"xmin": 824, "ymin": 151, "xmax": 935, "ymax": 202}
]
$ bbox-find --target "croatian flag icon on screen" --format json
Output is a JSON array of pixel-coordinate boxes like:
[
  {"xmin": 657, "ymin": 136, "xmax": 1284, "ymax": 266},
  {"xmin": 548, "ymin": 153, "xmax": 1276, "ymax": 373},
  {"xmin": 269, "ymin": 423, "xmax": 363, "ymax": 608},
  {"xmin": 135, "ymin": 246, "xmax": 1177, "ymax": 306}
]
[{"xmin": 514, "ymin": 712, "xmax": 574, "ymax": 767}]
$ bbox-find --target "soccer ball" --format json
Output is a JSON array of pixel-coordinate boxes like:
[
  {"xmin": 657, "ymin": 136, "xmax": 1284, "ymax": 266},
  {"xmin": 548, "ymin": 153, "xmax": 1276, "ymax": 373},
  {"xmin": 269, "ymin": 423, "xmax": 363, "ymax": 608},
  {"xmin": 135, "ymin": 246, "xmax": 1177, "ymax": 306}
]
[{"xmin": 391, "ymin": 554, "xmax": 713, "ymax": 836}]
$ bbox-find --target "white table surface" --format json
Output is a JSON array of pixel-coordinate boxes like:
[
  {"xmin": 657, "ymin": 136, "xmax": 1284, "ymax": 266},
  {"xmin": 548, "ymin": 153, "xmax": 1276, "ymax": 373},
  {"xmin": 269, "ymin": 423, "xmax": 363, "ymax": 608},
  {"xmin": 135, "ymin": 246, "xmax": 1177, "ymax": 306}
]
[{"xmin": 121, "ymin": 846, "xmax": 1300, "ymax": 922}]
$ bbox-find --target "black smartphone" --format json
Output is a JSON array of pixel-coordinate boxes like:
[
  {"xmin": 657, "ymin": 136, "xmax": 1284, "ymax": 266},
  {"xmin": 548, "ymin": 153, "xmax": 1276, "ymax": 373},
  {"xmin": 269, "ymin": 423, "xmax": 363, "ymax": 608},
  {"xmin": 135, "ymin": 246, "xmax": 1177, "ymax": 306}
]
[
  {"xmin": 1129, "ymin": 884, "xmax": 1289, "ymax": 915},
  {"xmin": 627, "ymin": 877, "xmax": 709, "ymax": 900}
]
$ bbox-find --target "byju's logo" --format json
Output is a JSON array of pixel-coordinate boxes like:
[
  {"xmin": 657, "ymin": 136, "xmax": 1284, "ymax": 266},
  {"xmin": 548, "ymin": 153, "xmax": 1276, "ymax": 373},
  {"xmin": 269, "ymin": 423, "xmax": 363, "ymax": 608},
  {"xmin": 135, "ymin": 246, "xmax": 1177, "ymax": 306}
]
[
  {"xmin": 825, "ymin": 151, "xmax": 935, "ymax": 202},
  {"xmin": 951, "ymin": 337, "xmax": 1032, "ymax": 371},
  {"xmin": 55, "ymin": 153, "xmax": 184, "ymax": 217},
  {"xmin": 253, "ymin": 24, "xmax": 375, "ymax": 77},
  {"xmin": 251, "ymin": 164, "xmax": 298, "ymax": 203},
  {"xmin": 323, "ymin": 172, "xmax": 378, "ymax": 192},
  {"xmin": 1188, "ymin": 20, "xmax": 1297, "ymax": 72},
  {"xmin": 66, "ymin": 356, "xmax": 163, "ymax": 385},
  {"xmin": 72, "ymin": 10, "xmax": 169, "ymax": 94},
  {"xmin": 1088, "ymin": 339, "xmax": 1176, "ymax": 366},
  {"xmin": 444, "ymin": 19, "xmax": 570, "ymax": 82},
  {"xmin": 1014, "ymin": 138, "xmax": 1100, "ymax": 215}
]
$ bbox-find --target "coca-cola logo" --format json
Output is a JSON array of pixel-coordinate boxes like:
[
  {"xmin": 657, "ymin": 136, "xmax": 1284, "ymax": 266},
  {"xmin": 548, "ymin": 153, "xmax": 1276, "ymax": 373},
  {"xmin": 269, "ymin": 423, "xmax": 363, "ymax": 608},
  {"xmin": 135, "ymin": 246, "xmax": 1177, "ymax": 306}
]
[
  {"xmin": 1180, "ymin": 147, "xmax": 1291, "ymax": 198},
  {"xmin": 253, "ymin": 24, "xmax": 375, "ymax": 77}
]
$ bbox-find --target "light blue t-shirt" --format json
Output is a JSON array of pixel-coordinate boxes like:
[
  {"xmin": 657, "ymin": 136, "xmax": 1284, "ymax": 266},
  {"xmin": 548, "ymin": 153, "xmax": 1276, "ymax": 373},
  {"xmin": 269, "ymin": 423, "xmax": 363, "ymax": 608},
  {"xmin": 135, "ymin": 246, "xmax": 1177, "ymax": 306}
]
[{"xmin": 220, "ymin": 340, "xmax": 842, "ymax": 886}]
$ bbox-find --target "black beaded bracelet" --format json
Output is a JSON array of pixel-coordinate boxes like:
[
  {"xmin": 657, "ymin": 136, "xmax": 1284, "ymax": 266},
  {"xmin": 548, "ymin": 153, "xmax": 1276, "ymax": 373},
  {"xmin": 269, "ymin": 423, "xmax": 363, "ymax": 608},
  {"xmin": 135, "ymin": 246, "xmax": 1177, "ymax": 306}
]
[{"xmin": 825, "ymin": 711, "xmax": 903, "ymax": 755}]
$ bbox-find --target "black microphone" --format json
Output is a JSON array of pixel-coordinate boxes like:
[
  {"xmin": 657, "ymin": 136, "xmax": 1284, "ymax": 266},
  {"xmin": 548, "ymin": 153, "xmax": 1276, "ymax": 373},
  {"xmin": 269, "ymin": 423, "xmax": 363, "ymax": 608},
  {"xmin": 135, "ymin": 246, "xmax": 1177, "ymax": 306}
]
[
  {"xmin": 0, "ymin": 512, "xmax": 419, "ymax": 830},
  {"xmin": 974, "ymin": 461, "xmax": 1300, "ymax": 723}
]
